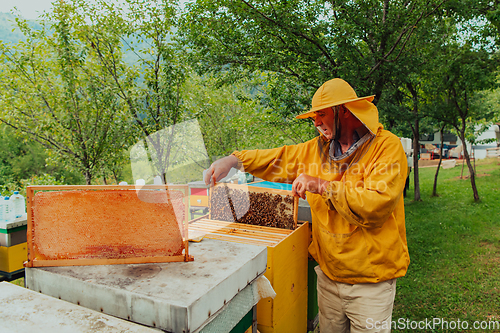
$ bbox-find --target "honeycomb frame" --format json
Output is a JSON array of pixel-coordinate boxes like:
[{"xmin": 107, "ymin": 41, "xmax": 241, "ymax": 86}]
[
  {"xmin": 25, "ymin": 185, "xmax": 193, "ymax": 268},
  {"xmin": 209, "ymin": 183, "xmax": 299, "ymax": 230}
]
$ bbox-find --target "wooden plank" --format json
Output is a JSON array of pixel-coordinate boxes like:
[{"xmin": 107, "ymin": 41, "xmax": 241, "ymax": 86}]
[
  {"xmin": 190, "ymin": 231, "xmax": 288, "ymax": 243},
  {"xmin": 486, "ymin": 147, "xmax": 500, "ymax": 157},
  {"xmin": 188, "ymin": 215, "xmax": 210, "ymax": 224},
  {"xmin": 293, "ymin": 196, "xmax": 298, "ymax": 229},
  {"xmin": 201, "ymin": 234, "xmax": 278, "ymax": 247},
  {"xmin": 25, "ymin": 187, "xmax": 34, "ymax": 268},
  {"xmin": 189, "ymin": 227, "xmax": 287, "ymax": 243},
  {"xmin": 30, "ymin": 255, "xmax": 190, "ymax": 267},
  {"xmin": 420, "ymin": 153, "xmax": 431, "ymax": 160},
  {"xmin": 189, "ymin": 222, "xmax": 287, "ymax": 236},
  {"xmin": 188, "ymin": 218, "xmax": 298, "ymax": 247},
  {"xmin": 188, "ymin": 228, "xmax": 287, "ymax": 243},
  {"xmin": 27, "ymin": 184, "xmax": 188, "ymax": 191},
  {"xmin": 183, "ymin": 188, "xmax": 189, "ymax": 261},
  {"xmin": 197, "ymin": 219, "xmax": 293, "ymax": 235},
  {"xmin": 190, "ymin": 220, "xmax": 292, "ymax": 236},
  {"xmin": 213, "ymin": 183, "xmax": 294, "ymax": 197}
]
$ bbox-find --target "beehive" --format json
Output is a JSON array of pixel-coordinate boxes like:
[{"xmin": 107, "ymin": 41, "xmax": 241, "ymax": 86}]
[
  {"xmin": 25, "ymin": 185, "xmax": 192, "ymax": 267},
  {"xmin": 199, "ymin": 182, "xmax": 307, "ymax": 333},
  {"xmin": 189, "ymin": 219, "xmax": 308, "ymax": 333},
  {"xmin": 0, "ymin": 217, "xmax": 27, "ymax": 280},
  {"xmin": 188, "ymin": 181, "xmax": 209, "ymax": 220},
  {"xmin": 189, "ymin": 181, "xmax": 209, "ymax": 208}
]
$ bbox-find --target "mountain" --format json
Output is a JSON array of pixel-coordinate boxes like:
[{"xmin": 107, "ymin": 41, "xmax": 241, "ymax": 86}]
[
  {"xmin": 0, "ymin": 12, "xmax": 25, "ymax": 44},
  {"xmin": 0, "ymin": 12, "xmax": 43, "ymax": 44}
]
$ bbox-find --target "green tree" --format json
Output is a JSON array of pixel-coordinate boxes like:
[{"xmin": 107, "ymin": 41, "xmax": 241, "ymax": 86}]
[
  {"xmin": 66, "ymin": 0, "xmax": 188, "ymax": 184},
  {"xmin": 425, "ymin": 44, "xmax": 499, "ymax": 201},
  {"xmin": 382, "ymin": 14, "xmax": 452, "ymax": 201},
  {"xmin": 0, "ymin": 12, "xmax": 42, "ymax": 44},
  {"xmin": 183, "ymin": 73, "xmax": 315, "ymax": 165},
  {"xmin": 0, "ymin": 124, "xmax": 83, "ymax": 186},
  {"xmin": 0, "ymin": 6, "xmax": 133, "ymax": 184},
  {"xmin": 180, "ymin": 0, "xmax": 473, "ymax": 202},
  {"xmin": 180, "ymin": 0, "xmax": 449, "ymax": 117}
]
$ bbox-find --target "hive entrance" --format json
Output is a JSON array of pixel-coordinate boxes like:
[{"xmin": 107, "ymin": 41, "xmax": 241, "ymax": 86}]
[{"xmin": 209, "ymin": 183, "xmax": 298, "ymax": 230}]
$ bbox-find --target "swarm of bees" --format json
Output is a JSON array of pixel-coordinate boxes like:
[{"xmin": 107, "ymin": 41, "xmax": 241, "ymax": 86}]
[{"xmin": 210, "ymin": 186, "xmax": 296, "ymax": 230}]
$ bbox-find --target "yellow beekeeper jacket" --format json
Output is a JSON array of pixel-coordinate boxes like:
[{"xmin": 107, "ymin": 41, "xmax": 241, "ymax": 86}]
[{"xmin": 232, "ymin": 117, "xmax": 410, "ymax": 284}]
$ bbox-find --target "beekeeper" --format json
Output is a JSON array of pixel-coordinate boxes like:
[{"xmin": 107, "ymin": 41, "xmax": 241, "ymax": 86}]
[{"xmin": 204, "ymin": 78, "xmax": 410, "ymax": 333}]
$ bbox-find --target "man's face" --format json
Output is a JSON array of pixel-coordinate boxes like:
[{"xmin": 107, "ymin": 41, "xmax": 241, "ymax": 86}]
[{"xmin": 314, "ymin": 107, "xmax": 335, "ymax": 140}]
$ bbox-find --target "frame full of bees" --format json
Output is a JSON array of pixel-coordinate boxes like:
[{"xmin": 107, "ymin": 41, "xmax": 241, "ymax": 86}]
[{"xmin": 209, "ymin": 183, "xmax": 299, "ymax": 230}]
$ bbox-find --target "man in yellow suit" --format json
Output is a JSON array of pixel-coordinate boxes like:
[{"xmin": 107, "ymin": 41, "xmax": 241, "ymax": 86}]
[{"xmin": 204, "ymin": 78, "xmax": 410, "ymax": 332}]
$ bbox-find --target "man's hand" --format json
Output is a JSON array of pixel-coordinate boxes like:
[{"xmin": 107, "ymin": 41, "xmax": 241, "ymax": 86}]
[
  {"xmin": 292, "ymin": 173, "xmax": 329, "ymax": 199},
  {"xmin": 204, "ymin": 155, "xmax": 240, "ymax": 186}
]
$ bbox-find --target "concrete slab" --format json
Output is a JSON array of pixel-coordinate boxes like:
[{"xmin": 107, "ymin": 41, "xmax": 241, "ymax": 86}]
[
  {"xmin": 26, "ymin": 238, "xmax": 267, "ymax": 333},
  {"xmin": 441, "ymin": 159, "xmax": 457, "ymax": 169},
  {"xmin": 0, "ymin": 282, "xmax": 161, "ymax": 333}
]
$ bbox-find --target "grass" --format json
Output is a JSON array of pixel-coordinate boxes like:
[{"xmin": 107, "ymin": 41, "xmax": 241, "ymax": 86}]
[
  {"xmin": 9, "ymin": 158, "xmax": 500, "ymax": 332},
  {"xmin": 9, "ymin": 277, "xmax": 24, "ymax": 287},
  {"xmin": 394, "ymin": 158, "xmax": 500, "ymax": 332}
]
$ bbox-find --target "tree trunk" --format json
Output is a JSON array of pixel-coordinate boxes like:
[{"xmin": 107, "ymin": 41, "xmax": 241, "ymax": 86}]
[
  {"xmin": 461, "ymin": 157, "xmax": 465, "ymax": 178},
  {"xmin": 473, "ymin": 147, "xmax": 476, "ymax": 173},
  {"xmin": 84, "ymin": 171, "xmax": 92, "ymax": 185},
  {"xmin": 407, "ymin": 82, "xmax": 421, "ymax": 201},
  {"xmin": 432, "ymin": 125, "xmax": 445, "ymax": 197},
  {"xmin": 458, "ymin": 130, "xmax": 480, "ymax": 201},
  {"xmin": 112, "ymin": 170, "xmax": 119, "ymax": 184},
  {"xmin": 497, "ymin": 124, "xmax": 500, "ymax": 147},
  {"xmin": 412, "ymin": 126, "xmax": 421, "ymax": 201}
]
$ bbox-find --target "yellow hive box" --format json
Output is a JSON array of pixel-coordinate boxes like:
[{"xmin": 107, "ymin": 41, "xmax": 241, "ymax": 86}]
[
  {"xmin": 190, "ymin": 195, "xmax": 208, "ymax": 207},
  {"xmin": 189, "ymin": 219, "xmax": 309, "ymax": 333},
  {"xmin": 0, "ymin": 242, "xmax": 27, "ymax": 274},
  {"xmin": 189, "ymin": 182, "xmax": 209, "ymax": 208}
]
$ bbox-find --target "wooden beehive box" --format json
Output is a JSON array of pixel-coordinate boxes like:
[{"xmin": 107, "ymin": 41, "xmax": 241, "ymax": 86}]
[
  {"xmin": 0, "ymin": 217, "xmax": 28, "ymax": 280},
  {"xmin": 195, "ymin": 182, "xmax": 308, "ymax": 333}
]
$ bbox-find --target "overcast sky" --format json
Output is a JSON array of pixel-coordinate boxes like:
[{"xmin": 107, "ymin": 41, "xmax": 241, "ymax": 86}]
[
  {"xmin": 0, "ymin": 0, "xmax": 56, "ymax": 19},
  {"xmin": 0, "ymin": 0, "xmax": 190, "ymax": 19}
]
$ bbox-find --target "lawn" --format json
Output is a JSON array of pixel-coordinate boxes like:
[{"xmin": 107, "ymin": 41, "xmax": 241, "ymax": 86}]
[{"xmin": 394, "ymin": 158, "xmax": 500, "ymax": 332}]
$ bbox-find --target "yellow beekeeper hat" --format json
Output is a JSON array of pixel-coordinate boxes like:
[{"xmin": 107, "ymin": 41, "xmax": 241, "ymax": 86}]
[{"xmin": 295, "ymin": 78, "xmax": 375, "ymax": 119}]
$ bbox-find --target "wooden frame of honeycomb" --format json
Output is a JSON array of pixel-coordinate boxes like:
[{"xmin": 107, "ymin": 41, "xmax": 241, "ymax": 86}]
[
  {"xmin": 209, "ymin": 183, "xmax": 298, "ymax": 230},
  {"xmin": 25, "ymin": 185, "xmax": 193, "ymax": 268}
]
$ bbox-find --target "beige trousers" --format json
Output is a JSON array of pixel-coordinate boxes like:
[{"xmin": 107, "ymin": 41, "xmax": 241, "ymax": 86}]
[{"xmin": 315, "ymin": 266, "xmax": 397, "ymax": 333}]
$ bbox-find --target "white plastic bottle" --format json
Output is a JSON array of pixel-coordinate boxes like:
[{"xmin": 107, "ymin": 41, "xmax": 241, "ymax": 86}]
[
  {"xmin": 10, "ymin": 191, "xmax": 26, "ymax": 219},
  {"xmin": 3, "ymin": 197, "xmax": 14, "ymax": 223}
]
